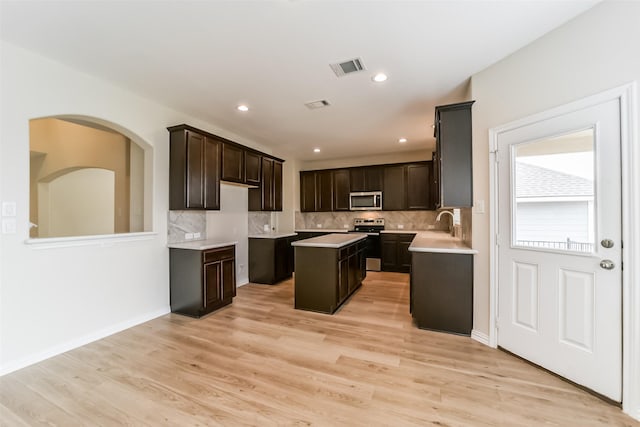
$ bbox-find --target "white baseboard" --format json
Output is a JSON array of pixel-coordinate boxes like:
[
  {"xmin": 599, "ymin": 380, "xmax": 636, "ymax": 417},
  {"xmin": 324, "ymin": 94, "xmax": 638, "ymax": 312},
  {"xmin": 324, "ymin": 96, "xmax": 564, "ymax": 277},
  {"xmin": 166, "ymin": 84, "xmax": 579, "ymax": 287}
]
[
  {"xmin": 0, "ymin": 306, "xmax": 170, "ymax": 377},
  {"xmin": 471, "ymin": 329, "xmax": 491, "ymax": 346}
]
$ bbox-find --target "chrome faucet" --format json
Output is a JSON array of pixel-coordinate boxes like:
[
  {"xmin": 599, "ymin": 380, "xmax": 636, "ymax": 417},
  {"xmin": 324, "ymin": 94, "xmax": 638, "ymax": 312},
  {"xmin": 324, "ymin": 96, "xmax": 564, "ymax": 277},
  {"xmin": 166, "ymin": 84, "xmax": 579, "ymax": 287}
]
[{"xmin": 435, "ymin": 210, "xmax": 455, "ymax": 232}]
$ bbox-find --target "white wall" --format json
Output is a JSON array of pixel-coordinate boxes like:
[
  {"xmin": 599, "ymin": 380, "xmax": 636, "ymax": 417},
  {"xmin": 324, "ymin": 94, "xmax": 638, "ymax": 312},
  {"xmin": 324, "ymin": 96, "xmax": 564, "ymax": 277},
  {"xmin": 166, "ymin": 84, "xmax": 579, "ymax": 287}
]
[
  {"xmin": 206, "ymin": 184, "xmax": 250, "ymax": 285},
  {"xmin": 470, "ymin": 1, "xmax": 639, "ymax": 418},
  {"xmin": 0, "ymin": 41, "xmax": 268, "ymax": 374},
  {"xmin": 43, "ymin": 168, "xmax": 115, "ymax": 237},
  {"xmin": 300, "ymin": 149, "xmax": 431, "ymax": 171}
]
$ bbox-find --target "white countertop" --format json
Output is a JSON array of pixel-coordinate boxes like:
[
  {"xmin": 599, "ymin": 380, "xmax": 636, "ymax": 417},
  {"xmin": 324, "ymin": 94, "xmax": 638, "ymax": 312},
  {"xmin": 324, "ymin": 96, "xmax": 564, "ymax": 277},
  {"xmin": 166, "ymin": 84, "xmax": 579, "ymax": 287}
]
[
  {"xmin": 408, "ymin": 231, "xmax": 477, "ymax": 254},
  {"xmin": 292, "ymin": 233, "xmax": 367, "ymax": 248},
  {"xmin": 248, "ymin": 232, "xmax": 298, "ymax": 239},
  {"xmin": 294, "ymin": 228, "xmax": 350, "ymax": 233},
  {"xmin": 168, "ymin": 239, "xmax": 238, "ymax": 250}
]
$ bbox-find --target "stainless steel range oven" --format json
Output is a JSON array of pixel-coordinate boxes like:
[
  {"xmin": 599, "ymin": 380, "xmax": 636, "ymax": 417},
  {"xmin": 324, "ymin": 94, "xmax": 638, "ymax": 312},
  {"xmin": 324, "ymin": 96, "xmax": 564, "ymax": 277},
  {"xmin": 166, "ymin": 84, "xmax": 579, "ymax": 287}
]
[{"xmin": 350, "ymin": 218, "xmax": 384, "ymax": 271}]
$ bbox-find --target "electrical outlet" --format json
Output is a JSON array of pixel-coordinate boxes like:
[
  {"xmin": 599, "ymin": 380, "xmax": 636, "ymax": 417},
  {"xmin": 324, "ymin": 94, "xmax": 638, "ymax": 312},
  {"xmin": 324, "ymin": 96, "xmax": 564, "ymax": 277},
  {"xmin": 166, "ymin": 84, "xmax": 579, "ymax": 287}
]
[
  {"xmin": 316, "ymin": 224, "xmax": 322, "ymax": 228},
  {"xmin": 185, "ymin": 232, "xmax": 194, "ymax": 240},
  {"xmin": 2, "ymin": 202, "xmax": 16, "ymax": 217},
  {"xmin": 2, "ymin": 219, "xmax": 16, "ymax": 234},
  {"xmin": 193, "ymin": 232, "xmax": 201, "ymax": 239},
  {"xmin": 343, "ymin": 224, "xmax": 349, "ymax": 229},
  {"xmin": 397, "ymin": 224, "xmax": 404, "ymax": 229},
  {"xmin": 427, "ymin": 225, "xmax": 435, "ymax": 230}
]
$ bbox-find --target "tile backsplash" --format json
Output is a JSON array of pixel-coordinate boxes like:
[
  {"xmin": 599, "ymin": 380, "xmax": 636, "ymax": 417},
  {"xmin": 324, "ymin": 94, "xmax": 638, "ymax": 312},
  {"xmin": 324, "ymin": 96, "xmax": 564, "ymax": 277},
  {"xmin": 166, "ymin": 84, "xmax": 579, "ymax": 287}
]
[
  {"xmin": 248, "ymin": 212, "xmax": 273, "ymax": 235},
  {"xmin": 295, "ymin": 211, "xmax": 452, "ymax": 232},
  {"xmin": 168, "ymin": 210, "xmax": 206, "ymax": 243}
]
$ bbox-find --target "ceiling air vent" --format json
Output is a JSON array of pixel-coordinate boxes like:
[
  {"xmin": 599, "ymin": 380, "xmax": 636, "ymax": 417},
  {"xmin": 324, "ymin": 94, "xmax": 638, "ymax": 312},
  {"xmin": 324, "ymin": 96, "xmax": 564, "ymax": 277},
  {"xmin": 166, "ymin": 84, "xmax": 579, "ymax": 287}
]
[
  {"xmin": 330, "ymin": 57, "xmax": 365, "ymax": 77},
  {"xmin": 305, "ymin": 99, "xmax": 331, "ymax": 110}
]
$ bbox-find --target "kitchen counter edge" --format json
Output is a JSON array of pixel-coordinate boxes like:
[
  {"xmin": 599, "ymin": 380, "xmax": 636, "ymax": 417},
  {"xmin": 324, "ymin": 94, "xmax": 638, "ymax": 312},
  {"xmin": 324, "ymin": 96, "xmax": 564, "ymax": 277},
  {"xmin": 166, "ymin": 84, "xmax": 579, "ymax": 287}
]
[
  {"xmin": 168, "ymin": 239, "xmax": 238, "ymax": 250},
  {"xmin": 248, "ymin": 232, "xmax": 298, "ymax": 239},
  {"xmin": 291, "ymin": 233, "xmax": 367, "ymax": 249},
  {"xmin": 408, "ymin": 231, "xmax": 478, "ymax": 254}
]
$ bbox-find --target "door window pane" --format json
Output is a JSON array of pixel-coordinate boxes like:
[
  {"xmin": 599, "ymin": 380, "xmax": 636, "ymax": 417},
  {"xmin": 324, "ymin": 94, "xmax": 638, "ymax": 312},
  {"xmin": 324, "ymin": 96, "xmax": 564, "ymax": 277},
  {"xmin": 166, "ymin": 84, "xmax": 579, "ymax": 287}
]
[{"xmin": 512, "ymin": 129, "xmax": 595, "ymax": 254}]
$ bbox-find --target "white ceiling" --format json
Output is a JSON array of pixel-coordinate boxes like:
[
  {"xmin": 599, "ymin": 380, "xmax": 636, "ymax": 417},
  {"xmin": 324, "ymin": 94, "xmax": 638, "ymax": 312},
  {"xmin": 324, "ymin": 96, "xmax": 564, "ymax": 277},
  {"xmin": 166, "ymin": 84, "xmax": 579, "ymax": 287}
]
[{"xmin": 0, "ymin": 0, "xmax": 598, "ymax": 161}]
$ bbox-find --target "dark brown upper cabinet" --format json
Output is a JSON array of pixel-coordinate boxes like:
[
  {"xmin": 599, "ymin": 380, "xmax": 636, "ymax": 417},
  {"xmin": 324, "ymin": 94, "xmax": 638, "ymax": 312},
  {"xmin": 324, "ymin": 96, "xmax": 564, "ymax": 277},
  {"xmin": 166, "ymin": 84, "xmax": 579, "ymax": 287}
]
[
  {"xmin": 221, "ymin": 142, "xmax": 244, "ymax": 183},
  {"xmin": 221, "ymin": 142, "xmax": 262, "ymax": 187},
  {"xmin": 316, "ymin": 170, "xmax": 334, "ymax": 212},
  {"xmin": 299, "ymin": 170, "xmax": 333, "ymax": 212},
  {"xmin": 169, "ymin": 126, "xmax": 220, "ymax": 210},
  {"xmin": 332, "ymin": 169, "xmax": 351, "ymax": 211},
  {"xmin": 301, "ymin": 161, "xmax": 435, "ymax": 212},
  {"xmin": 249, "ymin": 157, "xmax": 283, "ymax": 211},
  {"xmin": 434, "ymin": 101, "xmax": 475, "ymax": 208},
  {"xmin": 244, "ymin": 151, "xmax": 262, "ymax": 186},
  {"xmin": 383, "ymin": 165, "xmax": 407, "ymax": 210},
  {"xmin": 300, "ymin": 171, "xmax": 317, "ymax": 212},
  {"xmin": 170, "ymin": 124, "xmax": 283, "ymax": 212},
  {"xmin": 406, "ymin": 163, "xmax": 432, "ymax": 210},
  {"xmin": 350, "ymin": 166, "xmax": 382, "ymax": 192}
]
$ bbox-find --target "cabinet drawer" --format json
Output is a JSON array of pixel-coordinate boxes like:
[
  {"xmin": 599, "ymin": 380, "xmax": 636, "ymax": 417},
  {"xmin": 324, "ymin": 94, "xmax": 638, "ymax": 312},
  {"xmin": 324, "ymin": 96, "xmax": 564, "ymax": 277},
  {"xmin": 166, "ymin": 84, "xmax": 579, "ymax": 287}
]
[{"xmin": 203, "ymin": 247, "xmax": 234, "ymax": 263}]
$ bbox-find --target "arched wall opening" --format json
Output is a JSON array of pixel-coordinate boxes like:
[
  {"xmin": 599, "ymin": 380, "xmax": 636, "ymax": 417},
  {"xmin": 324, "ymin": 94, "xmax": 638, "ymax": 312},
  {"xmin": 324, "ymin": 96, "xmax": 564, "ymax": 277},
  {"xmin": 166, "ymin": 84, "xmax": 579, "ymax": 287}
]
[{"xmin": 29, "ymin": 116, "xmax": 152, "ymax": 238}]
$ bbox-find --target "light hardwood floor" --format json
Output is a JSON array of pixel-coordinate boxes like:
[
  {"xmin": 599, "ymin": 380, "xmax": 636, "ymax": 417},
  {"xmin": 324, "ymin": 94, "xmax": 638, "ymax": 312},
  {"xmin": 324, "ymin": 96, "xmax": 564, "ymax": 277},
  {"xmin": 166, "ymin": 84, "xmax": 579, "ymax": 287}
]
[{"xmin": 1, "ymin": 272, "xmax": 637, "ymax": 426}]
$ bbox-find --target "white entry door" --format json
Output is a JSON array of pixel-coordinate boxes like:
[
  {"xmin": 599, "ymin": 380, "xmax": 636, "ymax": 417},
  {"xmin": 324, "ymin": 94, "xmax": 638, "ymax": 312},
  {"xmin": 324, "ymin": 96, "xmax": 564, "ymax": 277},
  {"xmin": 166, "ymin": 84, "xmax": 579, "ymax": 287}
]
[{"xmin": 497, "ymin": 98, "xmax": 622, "ymax": 401}]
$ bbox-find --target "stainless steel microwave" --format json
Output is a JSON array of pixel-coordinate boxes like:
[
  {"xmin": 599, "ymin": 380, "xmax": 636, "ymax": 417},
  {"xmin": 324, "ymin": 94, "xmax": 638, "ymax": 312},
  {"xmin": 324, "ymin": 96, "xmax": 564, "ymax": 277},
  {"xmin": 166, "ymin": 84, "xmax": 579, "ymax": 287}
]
[{"xmin": 349, "ymin": 191, "xmax": 382, "ymax": 211}]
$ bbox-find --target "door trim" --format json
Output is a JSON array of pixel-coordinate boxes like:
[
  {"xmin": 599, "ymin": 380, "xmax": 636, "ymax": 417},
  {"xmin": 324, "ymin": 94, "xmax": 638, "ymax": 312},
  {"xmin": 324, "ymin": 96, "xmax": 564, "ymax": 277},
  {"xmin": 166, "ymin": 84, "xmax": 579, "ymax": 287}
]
[{"xmin": 488, "ymin": 82, "xmax": 639, "ymax": 419}]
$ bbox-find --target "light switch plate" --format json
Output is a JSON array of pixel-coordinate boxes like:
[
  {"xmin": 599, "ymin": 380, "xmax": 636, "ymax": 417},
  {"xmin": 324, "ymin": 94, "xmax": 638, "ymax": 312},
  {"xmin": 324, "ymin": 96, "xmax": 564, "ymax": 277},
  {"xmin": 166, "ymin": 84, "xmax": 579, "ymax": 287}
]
[
  {"xmin": 193, "ymin": 232, "xmax": 201, "ymax": 239},
  {"xmin": 185, "ymin": 232, "xmax": 194, "ymax": 240},
  {"xmin": 2, "ymin": 202, "xmax": 16, "ymax": 217}
]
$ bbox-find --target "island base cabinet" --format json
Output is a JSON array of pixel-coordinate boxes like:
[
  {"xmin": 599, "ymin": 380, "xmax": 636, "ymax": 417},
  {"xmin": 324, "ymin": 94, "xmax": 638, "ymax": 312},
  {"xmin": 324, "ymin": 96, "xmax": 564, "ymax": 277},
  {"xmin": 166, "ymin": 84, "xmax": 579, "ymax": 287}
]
[
  {"xmin": 410, "ymin": 252, "xmax": 473, "ymax": 335},
  {"xmin": 294, "ymin": 240, "xmax": 365, "ymax": 314},
  {"xmin": 170, "ymin": 246, "xmax": 236, "ymax": 318}
]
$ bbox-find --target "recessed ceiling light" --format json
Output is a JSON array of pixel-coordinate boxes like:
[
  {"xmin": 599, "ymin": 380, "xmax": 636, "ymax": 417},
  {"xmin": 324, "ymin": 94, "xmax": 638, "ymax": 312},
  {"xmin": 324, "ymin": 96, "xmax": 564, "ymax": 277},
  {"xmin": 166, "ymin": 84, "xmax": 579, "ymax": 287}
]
[
  {"xmin": 372, "ymin": 73, "xmax": 388, "ymax": 83},
  {"xmin": 237, "ymin": 105, "xmax": 249, "ymax": 112},
  {"xmin": 399, "ymin": 138, "xmax": 407, "ymax": 143},
  {"xmin": 313, "ymin": 148, "xmax": 321, "ymax": 153}
]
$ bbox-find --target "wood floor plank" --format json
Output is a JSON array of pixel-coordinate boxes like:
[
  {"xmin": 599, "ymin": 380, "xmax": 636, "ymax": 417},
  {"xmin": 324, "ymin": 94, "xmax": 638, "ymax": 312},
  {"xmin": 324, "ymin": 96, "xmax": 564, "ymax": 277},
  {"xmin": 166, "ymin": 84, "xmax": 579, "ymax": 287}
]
[{"xmin": 0, "ymin": 272, "xmax": 636, "ymax": 426}]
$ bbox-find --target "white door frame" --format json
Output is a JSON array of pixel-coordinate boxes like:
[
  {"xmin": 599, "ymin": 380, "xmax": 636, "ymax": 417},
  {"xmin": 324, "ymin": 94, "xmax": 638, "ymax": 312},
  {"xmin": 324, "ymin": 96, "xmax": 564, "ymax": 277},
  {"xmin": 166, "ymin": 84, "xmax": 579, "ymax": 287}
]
[{"xmin": 488, "ymin": 82, "xmax": 640, "ymax": 420}]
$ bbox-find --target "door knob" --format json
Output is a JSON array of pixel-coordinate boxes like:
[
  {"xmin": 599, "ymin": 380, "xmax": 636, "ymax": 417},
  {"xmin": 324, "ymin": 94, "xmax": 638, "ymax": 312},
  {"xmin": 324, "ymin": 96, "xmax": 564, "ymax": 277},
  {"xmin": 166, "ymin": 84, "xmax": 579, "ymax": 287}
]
[{"xmin": 600, "ymin": 259, "xmax": 615, "ymax": 270}]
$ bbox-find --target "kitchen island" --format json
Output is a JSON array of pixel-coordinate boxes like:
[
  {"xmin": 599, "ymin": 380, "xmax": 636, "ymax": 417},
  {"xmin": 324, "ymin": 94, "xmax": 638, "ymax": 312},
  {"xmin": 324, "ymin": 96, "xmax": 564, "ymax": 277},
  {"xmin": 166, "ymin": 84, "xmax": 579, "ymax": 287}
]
[
  {"xmin": 292, "ymin": 233, "xmax": 367, "ymax": 314},
  {"xmin": 408, "ymin": 231, "xmax": 477, "ymax": 335}
]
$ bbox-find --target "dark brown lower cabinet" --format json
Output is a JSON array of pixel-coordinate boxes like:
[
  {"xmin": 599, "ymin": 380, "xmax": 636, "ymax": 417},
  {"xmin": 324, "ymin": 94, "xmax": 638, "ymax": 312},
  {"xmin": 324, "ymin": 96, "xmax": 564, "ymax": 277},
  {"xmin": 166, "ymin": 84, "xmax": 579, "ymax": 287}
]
[
  {"xmin": 381, "ymin": 233, "xmax": 416, "ymax": 273},
  {"xmin": 410, "ymin": 252, "xmax": 473, "ymax": 335},
  {"xmin": 248, "ymin": 236, "xmax": 295, "ymax": 285},
  {"xmin": 170, "ymin": 245, "xmax": 236, "ymax": 317},
  {"xmin": 294, "ymin": 238, "xmax": 366, "ymax": 314}
]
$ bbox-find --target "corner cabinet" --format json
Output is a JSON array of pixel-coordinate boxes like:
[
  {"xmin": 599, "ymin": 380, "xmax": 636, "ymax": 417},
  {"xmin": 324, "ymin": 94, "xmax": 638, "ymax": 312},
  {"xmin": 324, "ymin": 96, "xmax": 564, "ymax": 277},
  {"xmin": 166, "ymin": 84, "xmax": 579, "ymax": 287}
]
[
  {"xmin": 381, "ymin": 233, "xmax": 416, "ymax": 273},
  {"xmin": 433, "ymin": 101, "xmax": 475, "ymax": 208},
  {"xmin": 169, "ymin": 245, "xmax": 236, "ymax": 317},
  {"xmin": 169, "ymin": 126, "xmax": 221, "ymax": 210},
  {"xmin": 248, "ymin": 235, "xmax": 296, "ymax": 284},
  {"xmin": 169, "ymin": 124, "xmax": 283, "ymax": 213}
]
